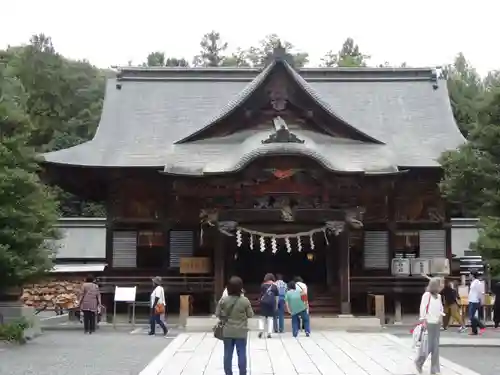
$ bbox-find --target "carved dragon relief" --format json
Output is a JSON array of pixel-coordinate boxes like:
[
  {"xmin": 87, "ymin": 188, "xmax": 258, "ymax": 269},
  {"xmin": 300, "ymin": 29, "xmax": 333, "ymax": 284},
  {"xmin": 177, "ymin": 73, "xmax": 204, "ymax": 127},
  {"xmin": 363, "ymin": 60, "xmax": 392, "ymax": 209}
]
[{"xmin": 265, "ymin": 70, "xmax": 291, "ymax": 112}]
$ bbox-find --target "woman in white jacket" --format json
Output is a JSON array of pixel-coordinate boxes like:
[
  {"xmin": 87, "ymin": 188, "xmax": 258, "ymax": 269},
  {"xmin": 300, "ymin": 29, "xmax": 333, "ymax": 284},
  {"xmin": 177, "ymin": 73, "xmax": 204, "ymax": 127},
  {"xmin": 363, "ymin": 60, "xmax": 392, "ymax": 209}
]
[{"xmin": 415, "ymin": 277, "xmax": 445, "ymax": 375}]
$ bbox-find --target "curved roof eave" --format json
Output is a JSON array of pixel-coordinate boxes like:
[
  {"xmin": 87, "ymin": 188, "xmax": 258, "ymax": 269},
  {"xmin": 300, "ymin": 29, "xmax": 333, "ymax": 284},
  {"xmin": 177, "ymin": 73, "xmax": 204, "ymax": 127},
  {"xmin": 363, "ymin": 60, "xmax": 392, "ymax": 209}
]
[{"xmin": 163, "ymin": 145, "xmax": 399, "ymax": 176}]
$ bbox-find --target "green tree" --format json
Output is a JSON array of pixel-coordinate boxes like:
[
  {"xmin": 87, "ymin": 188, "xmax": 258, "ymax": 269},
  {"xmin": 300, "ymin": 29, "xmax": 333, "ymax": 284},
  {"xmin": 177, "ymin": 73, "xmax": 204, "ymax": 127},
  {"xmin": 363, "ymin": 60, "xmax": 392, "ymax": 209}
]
[
  {"xmin": 144, "ymin": 52, "xmax": 189, "ymax": 67},
  {"xmin": 440, "ymin": 89, "xmax": 500, "ymax": 274},
  {"xmin": 1, "ymin": 34, "xmax": 107, "ymax": 217},
  {"xmin": 445, "ymin": 53, "xmax": 484, "ymax": 137},
  {"xmin": 0, "ymin": 66, "xmax": 59, "ymax": 292},
  {"xmin": 321, "ymin": 37, "xmax": 370, "ymax": 67},
  {"xmin": 484, "ymin": 70, "xmax": 500, "ymax": 90},
  {"xmin": 193, "ymin": 31, "xmax": 228, "ymax": 67},
  {"xmin": 221, "ymin": 48, "xmax": 251, "ymax": 67},
  {"xmin": 146, "ymin": 51, "xmax": 166, "ymax": 67},
  {"xmin": 245, "ymin": 34, "xmax": 309, "ymax": 68}
]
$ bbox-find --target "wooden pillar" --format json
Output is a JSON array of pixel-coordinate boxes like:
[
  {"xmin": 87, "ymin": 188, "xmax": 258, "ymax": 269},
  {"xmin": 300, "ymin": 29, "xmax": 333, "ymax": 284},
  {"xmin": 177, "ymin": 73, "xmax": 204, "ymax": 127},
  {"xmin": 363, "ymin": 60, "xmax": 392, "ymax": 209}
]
[
  {"xmin": 387, "ymin": 178, "xmax": 397, "ymax": 262},
  {"xmin": 445, "ymin": 204, "xmax": 452, "ymax": 260},
  {"xmin": 339, "ymin": 227, "xmax": 351, "ymax": 314},
  {"xmin": 105, "ymin": 196, "xmax": 114, "ymax": 269},
  {"xmin": 213, "ymin": 229, "xmax": 225, "ymax": 312},
  {"xmin": 326, "ymin": 241, "xmax": 335, "ymax": 291}
]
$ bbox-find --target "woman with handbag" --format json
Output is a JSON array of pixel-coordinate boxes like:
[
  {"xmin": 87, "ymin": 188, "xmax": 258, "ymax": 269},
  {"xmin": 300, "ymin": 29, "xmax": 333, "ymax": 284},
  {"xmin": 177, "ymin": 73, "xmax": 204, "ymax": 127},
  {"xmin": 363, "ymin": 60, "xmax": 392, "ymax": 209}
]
[
  {"xmin": 149, "ymin": 276, "xmax": 167, "ymax": 336},
  {"xmin": 79, "ymin": 275, "xmax": 102, "ymax": 334},
  {"xmin": 215, "ymin": 276, "xmax": 253, "ymax": 375},
  {"xmin": 415, "ymin": 277, "xmax": 445, "ymax": 375}
]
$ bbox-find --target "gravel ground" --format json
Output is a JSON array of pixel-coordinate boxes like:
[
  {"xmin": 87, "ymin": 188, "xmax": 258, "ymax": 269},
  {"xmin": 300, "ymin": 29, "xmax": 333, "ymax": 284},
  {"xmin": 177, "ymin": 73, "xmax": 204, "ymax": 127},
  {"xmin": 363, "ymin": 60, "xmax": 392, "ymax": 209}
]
[
  {"xmin": 441, "ymin": 347, "xmax": 500, "ymax": 375},
  {"xmin": 0, "ymin": 328, "xmax": 175, "ymax": 375}
]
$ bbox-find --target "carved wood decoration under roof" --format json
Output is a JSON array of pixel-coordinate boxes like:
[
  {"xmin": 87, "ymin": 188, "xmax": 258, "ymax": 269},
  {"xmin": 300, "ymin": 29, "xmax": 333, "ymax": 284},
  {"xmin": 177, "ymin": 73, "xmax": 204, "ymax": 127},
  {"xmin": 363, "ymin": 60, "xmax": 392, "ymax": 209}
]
[
  {"xmin": 261, "ymin": 117, "xmax": 305, "ymax": 144},
  {"xmin": 265, "ymin": 69, "xmax": 292, "ymax": 112},
  {"xmin": 173, "ymin": 48, "xmax": 384, "ymax": 145}
]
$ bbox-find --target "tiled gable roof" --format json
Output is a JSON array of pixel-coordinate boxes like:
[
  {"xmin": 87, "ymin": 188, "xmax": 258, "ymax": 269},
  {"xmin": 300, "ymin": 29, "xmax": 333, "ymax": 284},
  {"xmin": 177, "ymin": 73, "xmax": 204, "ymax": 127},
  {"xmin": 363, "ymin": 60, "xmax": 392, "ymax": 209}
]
[{"xmin": 42, "ymin": 65, "xmax": 465, "ymax": 174}]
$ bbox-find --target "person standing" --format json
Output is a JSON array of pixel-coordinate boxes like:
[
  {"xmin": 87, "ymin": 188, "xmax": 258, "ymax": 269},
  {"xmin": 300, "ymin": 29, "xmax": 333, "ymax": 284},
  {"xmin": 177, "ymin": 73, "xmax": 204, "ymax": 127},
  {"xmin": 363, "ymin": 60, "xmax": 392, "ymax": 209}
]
[
  {"xmin": 442, "ymin": 281, "xmax": 466, "ymax": 332},
  {"xmin": 468, "ymin": 271, "xmax": 486, "ymax": 335},
  {"xmin": 274, "ymin": 274, "xmax": 287, "ymax": 333},
  {"xmin": 285, "ymin": 281, "xmax": 310, "ymax": 337},
  {"xmin": 415, "ymin": 277, "xmax": 445, "ymax": 375},
  {"xmin": 79, "ymin": 275, "xmax": 102, "ymax": 334},
  {"xmin": 493, "ymin": 280, "xmax": 500, "ymax": 329},
  {"xmin": 149, "ymin": 276, "xmax": 168, "ymax": 336},
  {"xmin": 216, "ymin": 276, "xmax": 254, "ymax": 375},
  {"xmin": 294, "ymin": 276, "xmax": 308, "ymax": 330},
  {"xmin": 258, "ymin": 273, "xmax": 278, "ymax": 339}
]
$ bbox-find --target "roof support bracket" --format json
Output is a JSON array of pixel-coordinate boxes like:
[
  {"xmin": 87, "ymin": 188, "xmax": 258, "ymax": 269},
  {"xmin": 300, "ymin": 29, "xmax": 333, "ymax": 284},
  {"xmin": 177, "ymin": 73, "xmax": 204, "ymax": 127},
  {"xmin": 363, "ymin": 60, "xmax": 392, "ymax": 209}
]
[{"xmin": 261, "ymin": 116, "xmax": 305, "ymax": 144}]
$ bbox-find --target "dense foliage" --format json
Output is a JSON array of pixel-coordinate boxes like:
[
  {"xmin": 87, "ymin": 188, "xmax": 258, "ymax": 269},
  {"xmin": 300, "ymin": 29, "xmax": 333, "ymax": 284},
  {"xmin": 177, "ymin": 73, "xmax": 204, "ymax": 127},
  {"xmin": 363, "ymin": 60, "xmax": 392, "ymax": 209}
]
[
  {"xmin": 1, "ymin": 35, "xmax": 107, "ymax": 217},
  {"xmin": 441, "ymin": 88, "xmax": 500, "ymax": 274},
  {"xmin": 0, "ymin": 62, "xmax": 59, "ymax": 291},
  {"xmin": 2, "ymin": 31, "xmax": 500, "ymax": 273}
]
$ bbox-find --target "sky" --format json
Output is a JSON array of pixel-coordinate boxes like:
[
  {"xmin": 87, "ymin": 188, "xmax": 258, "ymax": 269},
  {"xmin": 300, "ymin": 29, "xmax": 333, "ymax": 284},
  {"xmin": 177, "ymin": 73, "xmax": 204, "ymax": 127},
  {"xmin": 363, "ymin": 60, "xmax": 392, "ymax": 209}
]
[{"xmin": 2, "ymin": 0, "xmax": 499, "ymax": 75}]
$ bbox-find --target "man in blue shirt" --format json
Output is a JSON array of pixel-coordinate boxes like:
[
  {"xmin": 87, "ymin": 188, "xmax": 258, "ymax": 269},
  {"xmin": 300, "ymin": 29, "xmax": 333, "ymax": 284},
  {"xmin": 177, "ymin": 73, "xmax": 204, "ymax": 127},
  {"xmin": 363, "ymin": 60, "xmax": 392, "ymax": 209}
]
[{"xmin": 274, "ymin": 274, "xmax": 287, "ymax": 333}]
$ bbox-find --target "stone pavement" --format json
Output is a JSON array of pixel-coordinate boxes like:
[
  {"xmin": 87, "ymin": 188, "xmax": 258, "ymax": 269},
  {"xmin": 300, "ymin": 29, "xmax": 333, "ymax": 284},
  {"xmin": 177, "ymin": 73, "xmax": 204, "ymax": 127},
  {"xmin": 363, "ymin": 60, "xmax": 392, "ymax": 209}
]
[
  {"xmin": 441, "ymin": 347, "xmax": 500, "ymax": 375},
  {"xmin": 0, "ymin": 328, "xmax": 175, "ymax": 375},
  {"xmin": 398, "ymin": 335, "xmax": 500, "ymax": 347},
  {"xmin": 140, "ymin": 331, "xmax": 480, "ymax": 375}
]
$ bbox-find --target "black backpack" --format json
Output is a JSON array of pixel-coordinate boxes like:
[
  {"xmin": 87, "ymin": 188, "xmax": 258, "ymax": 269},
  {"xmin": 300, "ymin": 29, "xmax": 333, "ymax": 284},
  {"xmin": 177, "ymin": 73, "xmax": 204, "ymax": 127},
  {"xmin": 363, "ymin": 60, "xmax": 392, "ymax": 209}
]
[{"xmin": 260, "ymin": 285, "xmax": 275, "ymax": 306}]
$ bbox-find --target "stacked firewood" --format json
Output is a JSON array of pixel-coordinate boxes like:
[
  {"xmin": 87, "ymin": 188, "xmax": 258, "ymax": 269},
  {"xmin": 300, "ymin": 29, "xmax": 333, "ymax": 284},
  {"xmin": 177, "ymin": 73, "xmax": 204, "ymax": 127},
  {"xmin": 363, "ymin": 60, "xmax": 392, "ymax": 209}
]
[{"xmin": 21, "ymin": 280, "xmax": 83, "ymax": 310}]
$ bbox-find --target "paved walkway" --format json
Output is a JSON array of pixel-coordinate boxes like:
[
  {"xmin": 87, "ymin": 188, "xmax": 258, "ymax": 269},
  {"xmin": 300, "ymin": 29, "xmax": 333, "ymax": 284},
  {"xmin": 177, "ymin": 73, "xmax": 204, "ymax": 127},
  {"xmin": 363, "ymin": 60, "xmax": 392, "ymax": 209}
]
[
  {"xmin": 140, "ymin": 331, "xmax": 480, "ymax": 375},
  {"xmin": 398, "ymin": 335, "xmax": 500, "ymax": 347},
  {"xmin": 0, "ymin": 329, "xmax": 174, "ymax": 375}
]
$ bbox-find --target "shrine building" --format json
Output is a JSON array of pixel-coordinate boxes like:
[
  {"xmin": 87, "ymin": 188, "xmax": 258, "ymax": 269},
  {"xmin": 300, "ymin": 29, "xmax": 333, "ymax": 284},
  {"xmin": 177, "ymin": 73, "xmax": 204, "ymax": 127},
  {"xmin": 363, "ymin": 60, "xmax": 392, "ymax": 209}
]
[{"xmin": 41, "ymin": 49, "xmax": 465, "ymax": 315}]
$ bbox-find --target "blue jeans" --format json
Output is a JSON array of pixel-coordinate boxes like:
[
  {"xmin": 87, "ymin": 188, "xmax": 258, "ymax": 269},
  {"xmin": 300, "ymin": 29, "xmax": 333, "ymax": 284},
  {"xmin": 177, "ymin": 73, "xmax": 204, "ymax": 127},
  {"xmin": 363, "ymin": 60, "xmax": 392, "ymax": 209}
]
[
  {"xmin": 291, "ymin": 309, "xmax": 310, "ymax": 337},
  {"xmin": 149, "ymin": 313, "xmax": 167, "ymax": 334},
  {"xmin": 468, "ymin": 302, "xmax": 485, "ymax": 334},
  {"xmin": 274, "ymin": 299, "xmax": 285, "ymax": 333},
  {"xmin": 223, "ymin": 338, "xmax": 247, "ymax": 375}
]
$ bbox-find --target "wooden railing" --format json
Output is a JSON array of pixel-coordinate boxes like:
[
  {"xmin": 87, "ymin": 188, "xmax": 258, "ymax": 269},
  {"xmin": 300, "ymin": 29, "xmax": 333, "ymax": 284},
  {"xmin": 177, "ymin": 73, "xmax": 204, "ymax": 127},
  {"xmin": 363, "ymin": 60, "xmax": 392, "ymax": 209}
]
[
  {"xmin": 350, "ymin": 276, "xmax": 430, "ymax": 294},
  {"xmin": 351, "ymin": 275, "xmax": 463, "ymax": 292},
  {"xmin": 96, "ymin": 276, "xmax": 214, "ymax": 293}
]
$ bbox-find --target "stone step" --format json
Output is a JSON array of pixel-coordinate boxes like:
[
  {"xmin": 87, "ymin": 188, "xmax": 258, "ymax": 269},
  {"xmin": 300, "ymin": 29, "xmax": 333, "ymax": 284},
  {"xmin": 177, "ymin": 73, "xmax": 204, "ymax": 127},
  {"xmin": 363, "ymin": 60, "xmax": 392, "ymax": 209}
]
[{"xmin": 184, "ymin": 315, "xmax": 380, "ymax": 331}]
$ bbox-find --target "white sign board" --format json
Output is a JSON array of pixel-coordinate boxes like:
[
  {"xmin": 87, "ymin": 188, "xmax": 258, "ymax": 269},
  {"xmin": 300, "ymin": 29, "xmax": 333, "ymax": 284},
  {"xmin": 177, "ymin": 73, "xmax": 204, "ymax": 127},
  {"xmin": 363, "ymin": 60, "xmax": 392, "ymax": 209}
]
[
  {"xmin": 411, "ymin": 258, "xmax": 431, "ymax": 275},
  {"xmin": 391, "ymin": 258, "xmax": 410, "ymax": 276},
  {"xmin": 114, "ymin": 286, "xmax": 137, "ymax": 302},
  {"xmin": 431, "ymin": 258, "xmax": 450, "ymax": 275}
]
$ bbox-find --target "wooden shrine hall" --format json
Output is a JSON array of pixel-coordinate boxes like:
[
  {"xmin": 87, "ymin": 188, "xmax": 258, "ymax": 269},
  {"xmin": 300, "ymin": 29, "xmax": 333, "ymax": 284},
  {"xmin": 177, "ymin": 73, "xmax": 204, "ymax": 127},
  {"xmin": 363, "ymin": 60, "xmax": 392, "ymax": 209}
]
[{"xmin": 41, "ymin": 47, "xmax": 465, "ymax": 315}]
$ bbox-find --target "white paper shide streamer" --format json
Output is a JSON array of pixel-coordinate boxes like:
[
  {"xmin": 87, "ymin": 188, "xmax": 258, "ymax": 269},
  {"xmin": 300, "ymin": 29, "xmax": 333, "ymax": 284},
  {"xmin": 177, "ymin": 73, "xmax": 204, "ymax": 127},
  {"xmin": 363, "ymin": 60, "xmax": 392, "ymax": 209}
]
[
  {"xmin": 297, "ymin": 236, "xmax": 302, "ymax": 252},
  {"xmin": 285, "ymin": 237, "xmax": 292, "ymax": 253},
  {"xmin": 309, "ymin": 234, "xmax": 315, "ymax": 250},
  {"xmin": 229, "ymin": 224, "xmax": 334, "ymax": 253},
  {"xmin": 271, "ymin": 237, "xmax": 278, "ymax": 253},
  {"xmin": 236, "ymin": 229, "xmax": 242, "ymax": 247}
]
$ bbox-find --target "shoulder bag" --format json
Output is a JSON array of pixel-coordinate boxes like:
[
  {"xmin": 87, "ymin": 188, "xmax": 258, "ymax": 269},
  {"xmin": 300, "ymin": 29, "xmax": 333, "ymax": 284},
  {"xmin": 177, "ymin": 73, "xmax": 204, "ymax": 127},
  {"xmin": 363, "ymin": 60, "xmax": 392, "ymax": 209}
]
[
  {"xmin": 213, "ymin": 297, "xmax": 239, "ymax": 340},
  {"xmin": 154, "ymin": 287, "xmax": 165, "ymax": 314}
]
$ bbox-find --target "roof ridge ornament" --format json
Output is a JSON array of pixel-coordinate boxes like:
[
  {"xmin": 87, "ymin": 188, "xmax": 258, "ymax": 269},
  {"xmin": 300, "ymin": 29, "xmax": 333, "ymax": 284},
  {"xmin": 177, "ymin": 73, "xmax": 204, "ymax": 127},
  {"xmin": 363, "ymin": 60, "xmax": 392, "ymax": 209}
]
[
  {"xmin": 264, "ymin": 42, "xmax": 296, "ymax": 68},
  {"xmin": 261, "ymin": 116, "xmax": 305, "ymax": 144}
]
